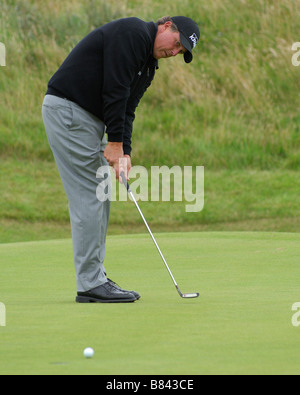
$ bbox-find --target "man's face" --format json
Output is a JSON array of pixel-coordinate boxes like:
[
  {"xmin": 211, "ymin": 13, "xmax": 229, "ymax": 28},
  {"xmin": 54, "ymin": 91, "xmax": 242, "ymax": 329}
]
[{"xmin": 153, "ymin": 22, "xmax": 187, "ymax": 60}]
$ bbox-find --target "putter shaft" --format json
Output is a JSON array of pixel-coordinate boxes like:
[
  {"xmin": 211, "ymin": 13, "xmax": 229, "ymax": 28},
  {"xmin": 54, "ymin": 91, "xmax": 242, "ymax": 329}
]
[{"xmin": 120, "ymin": 172, "xmax": 199, "ymax": 299}]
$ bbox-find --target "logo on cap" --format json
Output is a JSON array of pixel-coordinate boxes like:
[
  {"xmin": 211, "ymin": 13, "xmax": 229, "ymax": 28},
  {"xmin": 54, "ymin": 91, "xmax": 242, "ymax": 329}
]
[{"xmin": 189, "ymin": 33, "xmax": 199, "ymax": 49}]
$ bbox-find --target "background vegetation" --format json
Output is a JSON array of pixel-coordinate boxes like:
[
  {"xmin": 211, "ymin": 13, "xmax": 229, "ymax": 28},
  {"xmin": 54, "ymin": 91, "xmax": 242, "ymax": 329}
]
[{"xmin": 1, "ymin": 0, "xmax": 300, "ymax": 242}]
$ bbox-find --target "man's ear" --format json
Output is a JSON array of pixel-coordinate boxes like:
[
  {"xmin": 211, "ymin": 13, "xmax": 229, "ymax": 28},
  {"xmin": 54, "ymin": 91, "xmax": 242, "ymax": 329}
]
[{"xmin": 163, "ymin": 21, "xmax": 173, "ymax": 30}]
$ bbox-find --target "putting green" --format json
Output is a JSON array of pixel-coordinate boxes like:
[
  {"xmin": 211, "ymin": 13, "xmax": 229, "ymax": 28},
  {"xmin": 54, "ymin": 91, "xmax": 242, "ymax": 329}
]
[{"xmin": 0, "ymin": 232, "xmax": 300, "ymax": 375}]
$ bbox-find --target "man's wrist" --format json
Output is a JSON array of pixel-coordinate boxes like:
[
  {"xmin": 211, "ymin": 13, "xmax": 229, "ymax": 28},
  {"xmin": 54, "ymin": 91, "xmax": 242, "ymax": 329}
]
[{"xmin": 107, "ymin": 141, "xmax": 123, "ymax": 146}]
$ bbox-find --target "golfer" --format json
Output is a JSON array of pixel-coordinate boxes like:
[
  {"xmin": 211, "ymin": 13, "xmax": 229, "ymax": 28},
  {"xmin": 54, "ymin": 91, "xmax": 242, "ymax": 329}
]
[{"xmin": 42, "ymin": 16, "xmax": 200, "ymax": 303}]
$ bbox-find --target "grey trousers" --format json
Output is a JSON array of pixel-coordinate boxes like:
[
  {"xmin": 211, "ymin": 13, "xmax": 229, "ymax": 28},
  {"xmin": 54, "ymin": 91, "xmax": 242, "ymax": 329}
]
[{"xmin": 42, "ymin": 95, "xmax": 109, "ymax": 292}]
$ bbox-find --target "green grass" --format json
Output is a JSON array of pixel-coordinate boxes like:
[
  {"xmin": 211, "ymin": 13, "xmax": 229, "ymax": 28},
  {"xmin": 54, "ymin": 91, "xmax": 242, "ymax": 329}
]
[{"xmin": 1, "ymin": 232, "xmax": 300, "ymax": 375}]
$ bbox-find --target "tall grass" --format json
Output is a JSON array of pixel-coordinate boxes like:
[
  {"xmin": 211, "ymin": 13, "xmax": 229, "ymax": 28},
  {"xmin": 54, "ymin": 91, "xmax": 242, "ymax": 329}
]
[{"xmin": 0, "ymin": 0, "xmax": 299, "ymax": 169}]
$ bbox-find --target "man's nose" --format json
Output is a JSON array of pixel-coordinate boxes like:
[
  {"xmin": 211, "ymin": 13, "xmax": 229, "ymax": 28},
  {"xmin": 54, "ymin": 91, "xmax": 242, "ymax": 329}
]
[{"xmin": 171, "ymin": 48, "xmax": 181, "ymax": 57}]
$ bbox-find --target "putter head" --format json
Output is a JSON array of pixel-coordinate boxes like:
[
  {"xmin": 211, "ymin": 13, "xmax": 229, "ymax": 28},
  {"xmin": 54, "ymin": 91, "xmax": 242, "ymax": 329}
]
[
  {"xmin": 181, "ymin": 293, "xmax": 200, "ymax": 299},
  {"xmin": 176, "ymin": 286, "xmax": 199, "ymax": 299}
]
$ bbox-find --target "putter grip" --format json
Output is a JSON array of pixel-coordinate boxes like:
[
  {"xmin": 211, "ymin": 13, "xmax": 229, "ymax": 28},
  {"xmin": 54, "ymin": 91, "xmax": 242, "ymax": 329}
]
[{"xmin": 120, "ymin": 172, "xmax": 130, "ymax": 192}]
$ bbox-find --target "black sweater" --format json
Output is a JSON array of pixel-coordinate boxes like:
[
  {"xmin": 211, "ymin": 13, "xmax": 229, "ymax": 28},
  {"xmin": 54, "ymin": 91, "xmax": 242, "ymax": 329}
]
[{"xmin": 47, "ymin": 18, "xmax": 159, "ymax": 156}]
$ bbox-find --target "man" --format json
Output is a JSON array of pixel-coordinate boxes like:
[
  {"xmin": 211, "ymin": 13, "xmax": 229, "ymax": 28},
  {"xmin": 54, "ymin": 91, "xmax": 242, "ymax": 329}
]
[{"xmin": 42, "ymin": 16, "xmax": 200, "ymax": 303}]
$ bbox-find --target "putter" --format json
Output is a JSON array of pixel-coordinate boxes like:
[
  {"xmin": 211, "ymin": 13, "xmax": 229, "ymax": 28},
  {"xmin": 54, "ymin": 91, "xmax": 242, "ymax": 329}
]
[{"xmin": 120, "ymin": 172, "xmax": 199, "ymax": 299}]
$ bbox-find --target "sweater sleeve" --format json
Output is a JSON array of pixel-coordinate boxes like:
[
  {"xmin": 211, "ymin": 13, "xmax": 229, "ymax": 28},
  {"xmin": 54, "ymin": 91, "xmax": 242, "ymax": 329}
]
[
  {"xmin": 102, "ymin": 24, "xmax": 149, "ymax": 144},
  {"xmin": 123, "ymin": 72, "xmax": 155, "ymax": 156}
]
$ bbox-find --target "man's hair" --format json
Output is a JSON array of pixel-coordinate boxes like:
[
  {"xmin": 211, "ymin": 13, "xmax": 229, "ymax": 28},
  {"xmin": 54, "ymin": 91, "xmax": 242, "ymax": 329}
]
[{"xmin": 157, "ymin": 16, "xmax": 178, "ymax": 32}]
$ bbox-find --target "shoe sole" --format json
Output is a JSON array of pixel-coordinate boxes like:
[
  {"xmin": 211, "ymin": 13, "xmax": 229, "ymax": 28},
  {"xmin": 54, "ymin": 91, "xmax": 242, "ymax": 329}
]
[{"xmin": 76, "ymin": 295, "xmax": 136, "ymax": 304}]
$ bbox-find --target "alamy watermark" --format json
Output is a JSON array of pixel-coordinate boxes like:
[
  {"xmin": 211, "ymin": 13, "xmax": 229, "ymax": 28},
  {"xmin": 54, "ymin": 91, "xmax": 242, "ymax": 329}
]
[
  {"xmin": 0, "ymin": 302, "xmax": 6, "ymax": 327},
  {"xmin": 291, "ymin": 42, "xmax": 300, "ymax": 67},
  {"xmin": 96, "ymin": 165, "xmax": 204, "ymax": 213},
  {"xmin": 0, "ymin": 42, "xmax": 6, "ymax": 67},
  {"xmin": 292, "ymin": 303, "xmax": 300, "ymax": 327}
]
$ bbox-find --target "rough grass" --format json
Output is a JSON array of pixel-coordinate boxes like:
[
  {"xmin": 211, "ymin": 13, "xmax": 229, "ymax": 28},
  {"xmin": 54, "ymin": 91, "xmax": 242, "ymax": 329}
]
[
  {"xmin": 1, "ymin": 158, "xmax": 300, "ymax": 243},
  {"xmin": 0, "ymin": 0, "xmax": 299, "ymax": 241},
  {"xmin": 1, "ymin": 0, "xmax": 299, "ymax": 168}
]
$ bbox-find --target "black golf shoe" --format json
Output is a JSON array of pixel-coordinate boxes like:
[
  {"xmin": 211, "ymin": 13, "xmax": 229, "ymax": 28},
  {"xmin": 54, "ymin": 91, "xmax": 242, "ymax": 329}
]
[
  {"xmin": 107, "ymin": 278, "xmax": 141, "ymax": 300},
  {"xmin": 76, "ymin": 281, "xmax": 137, "ymax": 303}
]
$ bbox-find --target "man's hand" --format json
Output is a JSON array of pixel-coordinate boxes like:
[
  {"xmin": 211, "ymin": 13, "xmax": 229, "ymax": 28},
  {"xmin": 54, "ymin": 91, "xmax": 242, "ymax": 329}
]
[
  {"xmin": 104, "ymin": 142, "xmax": 131, "ymax": 182},
  {"xmin": 123, "ymin": 155, "xmax": 132, "ymax": 181}
]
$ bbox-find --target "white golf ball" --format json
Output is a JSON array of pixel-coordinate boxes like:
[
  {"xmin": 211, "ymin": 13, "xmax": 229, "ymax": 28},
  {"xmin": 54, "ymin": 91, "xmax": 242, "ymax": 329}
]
[{"xmin": 84, "ymin": 347, "xmax": 95, "ymax": 359}]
